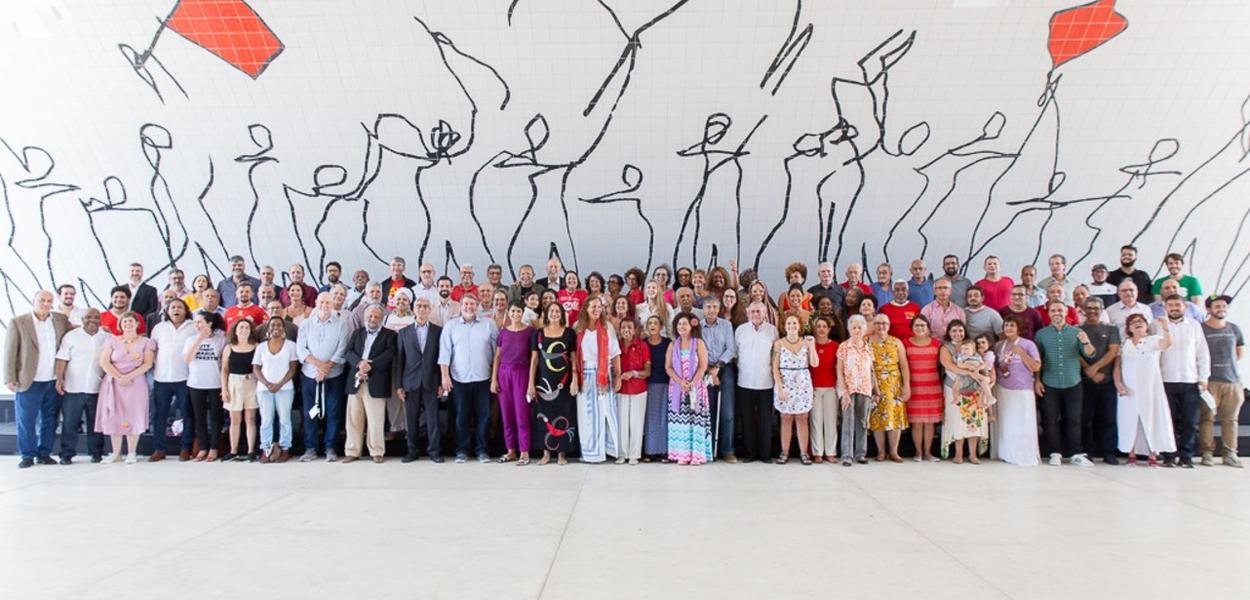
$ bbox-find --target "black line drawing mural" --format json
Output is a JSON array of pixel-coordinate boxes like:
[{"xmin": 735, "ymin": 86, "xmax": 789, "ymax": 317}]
[
  {"xmin": 759, "ymin": 0, "xmax": 814, "ymax": 96},
  {"xmin": 6, "ymin": 0, "xmax": 1250, "ymax": 336}
]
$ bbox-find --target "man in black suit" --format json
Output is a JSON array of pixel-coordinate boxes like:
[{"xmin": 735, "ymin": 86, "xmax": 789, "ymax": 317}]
[
  {"xmin": 395, "ymin": 297, "xmax": 444, "ymax": 462},
  {"xmin": 343, "ymin": 304, "xmax": 397, "ymax": 463},
  {"xmin": 127, "ymin": 262, "xmax": 159, "ymax": 319}
]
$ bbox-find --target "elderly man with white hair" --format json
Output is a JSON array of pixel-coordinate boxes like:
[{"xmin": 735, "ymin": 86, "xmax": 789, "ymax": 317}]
[
  {"xmin": 807, "ymin": 261, "xmax": 846, "ymax": 318},
  {"xmin": 5, "ymin": 290, "xmax": 71, "ymax": 468},
  {"xmin": 296, "ymin": 292, "xmax": 350, "ymax": 462},
  {"xmin": 342, "ymin": 304, "xmax": 398, "ymax": 463},
  {"xmin": 734, "ymin": 301, "xmax": 778, "ymax": 463}
]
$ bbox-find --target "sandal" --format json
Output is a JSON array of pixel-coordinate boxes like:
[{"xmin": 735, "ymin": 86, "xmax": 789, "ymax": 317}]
[
  {"xmin": 516, "ymin": 457, "xmax": 530, "ymax": 466},
  {"xmin": 193, "ymin": 451, "xmax": 207, "ymax": 462},
  {"xmin": 774, "ymin": 454, "xmax": 789, "ymax": 465},
  {"xmin": 800, "ymin": 454, "xmax": 812, "ymax": 465},
  {"xmin": 1127, "ymin": 454, "xmax": 1138, "ymax": 466},
  {"xmin": 497, "ymin": 453, "xmax": 517, "ymax": 464},
  {"xmin": 537, "ymin": 453, "xmax": 551, "ymax": 466}
]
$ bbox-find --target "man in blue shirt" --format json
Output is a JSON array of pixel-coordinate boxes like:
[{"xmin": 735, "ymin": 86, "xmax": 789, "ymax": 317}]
[
  {"xmin": 296, "ymin": 293, "xmax": 349, "ymax": 462},
  {"xmin": 216, "ymin": 255, "xmax": 262, "ymax": 309},
  {"xmin": 699, "ymin": 297, "xmax": 738, "ymax": 462},
  {"xmin": 907, "ymin": 259, "xmax": 934, "ymax": 306},
  {"xmin": 1034, "ymin": 300, "xmax": 1097, "ymax": 467},
  {"xmin": 438, "ymin": 294, "xmax": 498, "ymax": 463}
]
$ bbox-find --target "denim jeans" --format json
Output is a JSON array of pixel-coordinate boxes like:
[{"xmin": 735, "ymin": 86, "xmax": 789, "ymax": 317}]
[
  {"xmin": 15, "ymin": 380, "xmax": 60, "ymax": 460},
  {"xmin": 300, "ymin": 373, "xmax": 346, "ymax": 453},
  {"xmin": 152, "ymin": 380, "xmax": 192, "ymax": 453},
  {"xmin": 708, "ymin": 364, "xmax": 736, "ymax": 457},
  {"xmin": 452, "ymin": 379, "xmax": 491, "ymax": 458},
  {"xmin": 258, "ymin": 387, "xmax": 295, "ymax": 451},
  {"xmin": 60, "ymin": 392, "xmax": 105, "ymax": 459}
]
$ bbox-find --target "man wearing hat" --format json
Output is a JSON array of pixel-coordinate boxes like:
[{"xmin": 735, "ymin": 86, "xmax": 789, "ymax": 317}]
[
  {"xmin": 1200, "ymin": 295, "xmax": 1244, "ymax": 467},
  {"xmin": 1087, "ymin": 263, "xmax": 1118, "ymax": 307}
]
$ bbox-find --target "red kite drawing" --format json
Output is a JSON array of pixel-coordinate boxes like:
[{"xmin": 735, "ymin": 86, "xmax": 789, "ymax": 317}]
[
  {"xmin": 164, "ymin": 0, "xmax": 285, "ymax": 78},
  {"xmin": 1047, "ymin": 0, "xmax": 1128, "ymax": 69}
]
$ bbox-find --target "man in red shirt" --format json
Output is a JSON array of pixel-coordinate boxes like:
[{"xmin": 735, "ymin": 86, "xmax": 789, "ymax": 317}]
[
  {"xmin": 879, "ymin": 280, "xmax": 921, "ymax": 340},
  {"xmin": 382, "ymin": 257, "xmax": 417, "ymax": 312},
  {"xmin": 839, "ymin": 263, "xmax": 874, "ymax": 296},
  {"xmin": 100, "ymin": 286, "xmax": 146, "ymax": 335},
  {"xmin": 450, "ymin": 263, "xmax": 479, "ymax": 302},
  {"xmin": 224, "ymin": 282, "xmax": 267, "ymax": 330},
  {"xmin": 1039, "ymin": 282, "xmax": 1079, "ymax": 327},
  {"xmin": 975, "ymin": 255, "xmax": 1015, "ymax": 311},
  {"xmin": 998, "ymin": 284, "xmax": 1045, "ymax": 340}
]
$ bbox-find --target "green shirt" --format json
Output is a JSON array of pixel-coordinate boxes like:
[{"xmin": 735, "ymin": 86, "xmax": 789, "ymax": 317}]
[
  {"xmin": 1151, "ymin": 275, "xmax": 1202, "ymax": 298},
  {"xmin": 1035, "ymin": 325, "xmax": 1094, "ymax": 389}
]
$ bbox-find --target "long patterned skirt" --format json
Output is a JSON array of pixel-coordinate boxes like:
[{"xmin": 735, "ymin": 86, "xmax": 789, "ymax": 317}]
[
  {"xmin": 576, "ymin": 368, "xmax": 620, "ymax": 463},
  {"xmin": 667, "ymin": 383, "xmax": 713, "ymax": 465}
]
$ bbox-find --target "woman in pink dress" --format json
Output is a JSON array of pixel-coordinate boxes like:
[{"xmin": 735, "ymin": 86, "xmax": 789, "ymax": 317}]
[{"xmin": 95, "ymin": 312, "xmax": 156, "ymax": 463}]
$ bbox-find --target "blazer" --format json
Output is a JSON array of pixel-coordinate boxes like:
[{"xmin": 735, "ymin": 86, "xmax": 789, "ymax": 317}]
[
  {"xmin": 344, "ymin": 326, "xmax": 397, "ymax": 398},
  {"xmin": 4, "ymin": 312, "xmax": 70, "ymax": 392},
  {"xmin": 130, "ymin": 283, "xmax": 159, "ymax": 319},
  {"xmin": 395, "ymin": 321, "xmax": 441, "ymax": 393}
]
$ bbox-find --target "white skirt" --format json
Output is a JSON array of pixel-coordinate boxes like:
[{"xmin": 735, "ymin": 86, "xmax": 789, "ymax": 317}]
[{"xmin": 991, "ymin": 385, "xmax": 1039, "ymax": 466}]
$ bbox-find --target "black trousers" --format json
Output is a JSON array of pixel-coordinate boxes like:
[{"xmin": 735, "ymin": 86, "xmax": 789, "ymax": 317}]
[
  {"xmin": 736, "ymin": 386, "xmax": 774, "ymax": 461},
  {"xmin": 1164, "ymin": 382, "xmax": 1201, "ymax": 461},
  {"xmin": 1040, "ymin": 383, "xmax": 1083, "ymax": 457},
  {"xmin": 1081, "ymin": 380, "xmax": 1118, "ymax": 459},
  {"xmin": 189, "ymin": 387, "xmax": 223, "ymax": 453},
  {"xmin": 403, "ymin": 386, "xmax": 441, "ymax": 458}
]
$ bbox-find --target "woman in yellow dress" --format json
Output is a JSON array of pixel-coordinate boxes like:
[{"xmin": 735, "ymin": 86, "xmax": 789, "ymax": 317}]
[{"xmin": 867, "ymin": 314, "xmax": 911, "ymax": 462}]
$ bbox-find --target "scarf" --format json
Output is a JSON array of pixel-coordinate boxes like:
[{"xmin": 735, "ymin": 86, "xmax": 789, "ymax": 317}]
[{"xmin": 577, "ymin": 322, "xmax": 610, "ymax": 388}]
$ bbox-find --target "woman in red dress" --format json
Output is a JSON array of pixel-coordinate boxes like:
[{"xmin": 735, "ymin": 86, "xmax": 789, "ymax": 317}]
[{"xmin": 903, "ymin": 315, "xmax": 943, "ymax": 462}]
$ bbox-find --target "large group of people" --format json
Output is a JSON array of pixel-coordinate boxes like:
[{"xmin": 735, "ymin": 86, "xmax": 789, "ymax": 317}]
[{"xmin": 4, "ymin": 246, "xmax": 1244, "ymax": 471}]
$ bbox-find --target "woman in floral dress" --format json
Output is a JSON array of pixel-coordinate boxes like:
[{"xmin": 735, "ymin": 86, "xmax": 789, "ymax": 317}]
[{"xmin": 867, "ymin": 314, "xmax": 911, "ymax": 462}]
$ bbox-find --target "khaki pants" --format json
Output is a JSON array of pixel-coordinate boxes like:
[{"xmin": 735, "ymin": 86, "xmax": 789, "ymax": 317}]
[
  {"xmin": 346, "ymin": 387, "xmax": 387, "ymax": 458},
  {"xmin": 809, "ymin": 387, "xmax": 838, "ymax": 457},
  {"xmin": 1200, "ymin": 381, "xmax": 1245, "ymax": 456}
]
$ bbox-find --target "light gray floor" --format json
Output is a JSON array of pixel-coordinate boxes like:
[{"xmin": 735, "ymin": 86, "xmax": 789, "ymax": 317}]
[{"xmin": 1, "ymin": 456, "xmax": 1248, "ymax": 599}]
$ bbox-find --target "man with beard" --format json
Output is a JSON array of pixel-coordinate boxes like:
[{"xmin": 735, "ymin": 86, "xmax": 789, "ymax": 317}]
[
  {"xmin": 1152, "ymin": 252, "xmax": 1203, "ymax": 304},
  {"xmin": 998, "ymin": 284, "xmax": 1045, "ymax": 340},
  {"xmin": 167, "ymin": 268, "xmax": 190, "ymax": 299},
  {"xmin": 1159, "ymin": 295, "xmax": 1210, "ymax": 468},
  {"xmin": 1035, "ymin": 300, "xmax": 1097, "ymax": 467},
  {"xmin": 1148, "ymin": 279, "xmax": 1203, "ymax": 321},
  {"xmin": 54, "ymin": 284, "xmax": 85, "ymax": 327},
  {"xmin": 940, "ymin": 255, "xmax": 973, "ymax": 308},
  {"xmin": 125, "ymin": 262, "xmax": 159, "ymax": 318},
  {"xmin": 281, "ymin": 264, "xmax": 317, "ymax": 308},
  {"xmin": 100, "ymin": 286, "xmax": 146, "ymax": 335},
  {"xmin": 54, "ymin": 308, "xmax": 109, "ymax": 463},
  {"xmin": 1077, "ymin": 297, "xmax": 1120, "ymax": 465},
  {"xmin": 320, "ymin": 261, "xmax": 343, "ymax": 293},
  {"xmin": 431, "ymin": 276, "xmax": 461, "ymax": 327},
  {"xmin": 224, "ymin": 282, "xmax": 267, "ymax": 330},
  {"xmin": 1105, "ymin": 244, "xmax": 1154, "ymax": 304},
  {"xmin": 962, "ymin": 286, "xmax": 1003, "ymax": 343},
  {"xmin": 217, "ymin": 255, "xmax": 262, "ymax": 309},
  {"xmin": 1200, "ymin": 295, "xmax": 1244, "ymax": 467},
  {"xmin": 257, "ymin": 283, "xmax": 278, "ymax": 309},
  {"xmin": 259, "ymin": 265, "xmax": 284, "ymax": 303}
]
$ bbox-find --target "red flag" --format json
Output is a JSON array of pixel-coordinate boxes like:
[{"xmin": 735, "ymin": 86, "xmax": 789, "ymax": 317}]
[
  {"xmin": 165, "ymin": 0, "xmax": 284, "ymax": 78},
  {"xmin": 1047, "ymin": 0, "xmax": 1128, "ymax": 70}
]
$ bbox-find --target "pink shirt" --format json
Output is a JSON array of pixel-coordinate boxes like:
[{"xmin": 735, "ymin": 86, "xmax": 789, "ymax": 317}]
[{"xmin": 921, "ymin": 301, "xmax": 967, "ymax": 340}]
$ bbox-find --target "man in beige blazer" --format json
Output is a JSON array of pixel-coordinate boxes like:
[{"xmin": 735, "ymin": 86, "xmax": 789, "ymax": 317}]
[{"xmin": 4, "ymin": 291, "xmax": 71, "ymax": 468}]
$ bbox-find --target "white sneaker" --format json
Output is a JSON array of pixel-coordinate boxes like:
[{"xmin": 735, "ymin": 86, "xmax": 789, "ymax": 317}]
[
  {"xmin": 124, "ymin": 454, "xmax": 138, "ymax": 465},
  {"xmin": 1048, "ymin": 453, "xmax": 1062, "ymax": 466},
  {"xmin": 1071, "ymin": 454, "xmax": 1094, "ymax": 468}
]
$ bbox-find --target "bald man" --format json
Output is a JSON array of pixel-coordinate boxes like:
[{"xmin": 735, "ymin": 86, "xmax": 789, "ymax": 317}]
[{"xmin": 5, "ymin": 291, "xmax": 71, "ymax": 468}]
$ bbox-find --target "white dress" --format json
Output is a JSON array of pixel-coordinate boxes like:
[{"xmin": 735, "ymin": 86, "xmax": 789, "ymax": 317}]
[{"xmin": 1116, "ymin": 335, "xmax": 1176, "ymax": 455}]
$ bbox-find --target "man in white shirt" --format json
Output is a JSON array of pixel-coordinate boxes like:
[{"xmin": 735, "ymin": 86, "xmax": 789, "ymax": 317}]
[
  {"xmin": 54, "ymin": 308, "xmax": 108, "ymax": 463},
  {"xmin": 1105, "ymin": 279, "xmax": 1153, "ymax": 338},
  {"xmin": 431, "ymin": 276, "xmax": 461, "ymax": 327},
  {"xmin": 1087, "ymin": 264, "xmax": 1118, "ymax": 307},
  {"xmin": 54, "ymin": 284, "xmax": 85, "ymax": 327},
  {"xmin": 4, "ymin": 290, "xmax": 70, "ymax": 468},
  {"xmin": 734, "ymin": 302, "xmax": 778, "ymax": 463},
  {"xmin": 1159, "ymin": 295, "xmax": 1211, "ymax": 468},
  {"xmin": 411, "ymin": 263, "xmax": 440, "ymax": 308},
  {"xmin": 149, "ymin": 298, "xmax": 198, "ymax": 461}
]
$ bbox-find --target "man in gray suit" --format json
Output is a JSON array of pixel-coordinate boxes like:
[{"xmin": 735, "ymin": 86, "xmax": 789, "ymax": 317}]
[
  {"xmin": 4, "ymin": 291, "xmax": 71, "ymax": 468},
  {"xmin": 395, "ymin": 297, "xmax": 444, "ymax": 463}
]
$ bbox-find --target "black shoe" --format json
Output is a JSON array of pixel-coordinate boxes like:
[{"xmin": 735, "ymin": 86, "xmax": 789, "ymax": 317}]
[
  {"xmin": 1180, "ymin": 459, "xmax": 1195, "ymax": 469},
  {"xmin": 428, "ymin": 455, "xmax": 445, "ymax": 463},
  {"xmin": 247, "ymin": 454, "xmax": 258, "ymax": 463},
  {"xmin": 18, "ymin": 459, "xmax": 34, "ymax": 469},
  {"xmin": 401, "ymin": 454, "xmax": 419, "ymax": 463},
  {"xmin": 90, "ymin": 455, "xmax": 103, "ymax": 464},
  {"xmin": 221, "ymin": 453, "xmax": 235, "ymax": 462},
  {"xmin": 59, "ymin": 457, "xmax": 73, "ymax": 465},
  {"xmin": 235, "ymin": 454, "xmax": 250, "ymax": 462},
  {"xmin": 37, "ymin": 456, "xmax": 56, "ymax": 465},
  {"xmin": 1104, "ymin": 455, "xmax": 1120, "ymax": 466}
]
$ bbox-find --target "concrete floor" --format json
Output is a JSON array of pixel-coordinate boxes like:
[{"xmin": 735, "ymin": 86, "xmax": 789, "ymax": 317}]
[{"xmin": 1, "ymin": 457, "xmax": 1248, "ymax": 599}]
